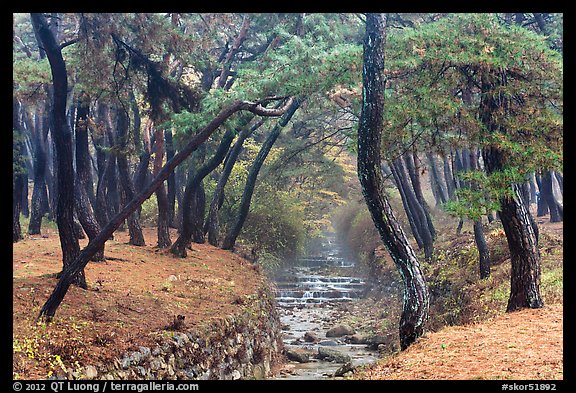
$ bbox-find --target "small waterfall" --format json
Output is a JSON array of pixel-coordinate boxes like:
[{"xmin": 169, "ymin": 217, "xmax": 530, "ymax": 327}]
[{"xmin": 274, "ymin": 232, "xmax": 365, "ymax": 308}]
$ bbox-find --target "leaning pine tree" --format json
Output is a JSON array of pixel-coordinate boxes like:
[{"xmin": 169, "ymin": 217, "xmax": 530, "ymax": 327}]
[{"xmin": 356, "ymin": 13, "xmax": 429, "ymax": 350}]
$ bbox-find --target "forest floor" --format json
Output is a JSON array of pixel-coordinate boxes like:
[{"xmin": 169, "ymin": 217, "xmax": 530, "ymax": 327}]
[
  {"xmin": 353, "ymin": 303, "xmax": 563, "ymax": 380},
  {"xmin": 13, "ymin": 214, "xmax": 563, "ymax": 381},
  {"xmin": 351, "ymin": 216, "xmax": 564, "ymax": 380},
  {"xmin": 13, "ymin": 227, "xmax": 266, "ymax": 380}
]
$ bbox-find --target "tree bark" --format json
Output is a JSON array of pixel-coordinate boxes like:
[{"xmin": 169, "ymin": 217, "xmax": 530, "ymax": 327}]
[
  {"xmin": 28, "ymin": 105, "xmax": 50, "ymax": 235},
  {"xmin": 205, "ymin": 117, "xmax": 262, "ymax": 246},
  {"xmin": 115, "ymin": 106, "xmax": 146, "ymax": 246},
  {"xmin": 73, "ymin": 92, "xmax": 105, "ymax": 261},
  {"xmin": 31, "ymin": 13, "xmax": 86, "ymax": 288},
  {"xmin": 357, "ymin": 13, "xmax": 428, "ymax": 350},
  {"xmin": 541, "ymin": 170, "xmax": 562, "ymax": 222},
  {"xmin": 479, "ymin": 71, "xmax": 543, "ymax": 312},
  {"xmin": 405, "ymin": 150, "xmax": 436, "ymax": 240},
  {"xmin": 13, "ymin": 98, "xmax": 26, "ymax": 242},
  {"xmin": 426, "ymin": 151, "xmax": 448, "ymax": 206},
  {"xmin": 153, "ymin": 127, "xmax": 172, "ymax": 248},
  {"xmin": 469, "ymin": 147, "xmax": 490, "ymax": 279},
  {"xmin": 38, "ymin": 96, "xmax": 297, "ymax": 320},
  {"xmin": 170, "ymin": 128, "xmax": 236, "ymax": 257}
]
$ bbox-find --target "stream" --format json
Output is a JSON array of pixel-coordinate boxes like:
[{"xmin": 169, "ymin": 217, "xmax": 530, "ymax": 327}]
[{"xmin": 271, "ymin": 233, "xmax": 380, "ymax": 380}]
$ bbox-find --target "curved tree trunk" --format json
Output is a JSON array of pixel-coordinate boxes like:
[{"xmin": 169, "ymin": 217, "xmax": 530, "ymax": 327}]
[
  {"xmin": 31, "ymin": 13, "xmax": 86, "ymax": 289},
  {"xmin": 115, "ymin": 106, "xmax": 146, "ymax": 246},
  {"xmin": 170, "ymin": 130, "xmax": 236, "ymax": 256},
  {"xmin": 205, "ymin": 117, "xmax": 262, "ymax": 246},
  {"xmin": 73, "ymin": 92, "xmax": 105, "ymax": 261},
  {"xmin": 405, "ymin": 150, "xmax": 436, "ymax": 240},
  {"xmin": 357, "ymin": 13, "xmax": 428, "ymax": 350},
  {"xmin": 221, "ymin": 97, "xmax": 303, "ymax": 250},
  {"xmin": 479, "ymin": 71, "xmax": 543, "ymax": 312}
]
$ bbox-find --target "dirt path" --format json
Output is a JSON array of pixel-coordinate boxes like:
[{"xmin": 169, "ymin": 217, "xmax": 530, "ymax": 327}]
[{"xmin": 355, "ymin": 303, "xmax": 563, "ymax": 380}]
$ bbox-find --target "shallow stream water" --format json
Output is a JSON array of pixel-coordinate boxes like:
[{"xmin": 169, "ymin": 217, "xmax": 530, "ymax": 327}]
[{"xmin": 271, "ymin": 233, "xmax": 380, "ymax": 380}]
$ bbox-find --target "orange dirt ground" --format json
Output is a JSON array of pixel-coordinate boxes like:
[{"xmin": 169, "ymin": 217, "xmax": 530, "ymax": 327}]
[
  {"xmin": 13, "ymin": 227, "xmax": 265, "ymax": 380},
  {"xmin": 355, "ymin": 216, "xmax": 564, "ymax": 381},
  {"xmin": 355, "ymin": 303, "xmax": 563, "ymax": 380}
]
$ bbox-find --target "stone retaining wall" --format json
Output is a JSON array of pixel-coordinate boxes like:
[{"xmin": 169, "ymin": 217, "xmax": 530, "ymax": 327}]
[{"xmin": 82, "ymin": 284, "xmax": 283, "ymax": 380}]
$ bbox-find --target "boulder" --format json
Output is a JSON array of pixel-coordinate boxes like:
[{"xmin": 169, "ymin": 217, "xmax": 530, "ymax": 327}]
[
  {"xmin": 285, "ymin": 348, "xmax": 312, "ymax": 363},
  {"xmin": 366, "ymin": 334, "xmax": 388, "ymax": 350},
  {"xmin": 334, "ymin": 361, "xmax": 355, "ymax": 377},
  {"xmin": 317, "ymin": 347, "xmax": 351, "ymax": 363},
  {"xmin": 344, "ymin": 334, "xmax": 368, "ymax": 344},
  {"xmin": 326, "ymin": 324, "xmax": 355, "ymax": 337},
  {"xmin": 303, "ymin": 331, "xmax": 319, "ymax": 342}
]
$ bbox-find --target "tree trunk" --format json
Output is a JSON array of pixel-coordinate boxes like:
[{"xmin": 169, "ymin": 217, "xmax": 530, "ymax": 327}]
[
  {"xmin": 553, "ymin": 171, "xmax": 563, "ymax": 194},
  {"xmin": 13, "ymin": 98, "xmax": 26, "ymax": 242},
  {"xmin": 73, "ymin": 92, "xmax": 105, "ymax": 261},
  {"xmin": 115, "ymin": 106, "xmax": 146, "ymax": 246},
  {"xmin": 389, "ymin": 158, "xmax": 424, "ymax": 250},
  {"xmin": 38, "ymin": 96, "xmax": 298, "ymax": 320},
  {"xmin": 221, "ymin": 97, "xmax": 303, "ymax": 250},
  {"xmin": 469, "ymin": 147, "xmax": 490, "ymax": 279},
  {"xmin": 405, "ymin": 150, "xmax": 436, "ymax": 240},
  {"xmin": 153, "ymin": 128, "xmax": 172, "ymax": 248},
  {"xmin": 93, "ymin": 104, "xmax": 112, "ymax": 231},
  {"xmin": 535, "ymin": 173, "xmax": 549, "ymax": 217},
  {"xmin": 426, "ymin": 151, "xmax": 448, "ymax": 206},
  {"xmin": 479, "ymin": 71, "xmax": 543, "ymax": 312},
  {"xmin": 442, "ymin": 150, "xmax": 457, "ymax": 200},
  {"xmin": 104, "ymin": 137, "xmax": 121, "ymax": 223},
  {"xmin": 474, "ymin": 220, "xmax": 491, "ymax": 279},
  {"xmin": 528, "ymin": 172, "xmax": 538, "ymax": 205},
  {"xmin": 357, "ymin": 13, "xmax": 428, "ymax": 350},
  {"xmin": 28, "ymin": 106, "xmax": 50, "ymax": 235},
  {"xmin": 170, "ymin": 129, "xmax": 236, "ymax": 257},
  {"xmin": 391, "ymin": 156, "xmax": 434, "ymax": 260},
  {"xmin": 205, "ymin": 117, "xmax": 261, "ymax": 246},
  {"xmin": 165, "ymin": 128, "xmax": 177, "ymax": 227},
  {"xmin": 190, "ymin": 181, "xmax": 206, "ymax": 243},
  {"xmin": 31, "ymin": 13, "xmax": 86, "ymax": 289},
  {"xmin": 541, "ymin": 170, "xmax": 562, "ymax": 222}
]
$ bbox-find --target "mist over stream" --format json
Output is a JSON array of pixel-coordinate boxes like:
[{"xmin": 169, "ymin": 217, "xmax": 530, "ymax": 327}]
[{"xmin": 271, "ymin": 232, "xmax": 381, "ymax": 379}]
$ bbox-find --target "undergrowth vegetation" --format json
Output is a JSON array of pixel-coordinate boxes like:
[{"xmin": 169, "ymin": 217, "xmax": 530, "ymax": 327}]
[{"xmin": 333, "ymin": 197, "xmax": 563, "ymax": 341}]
